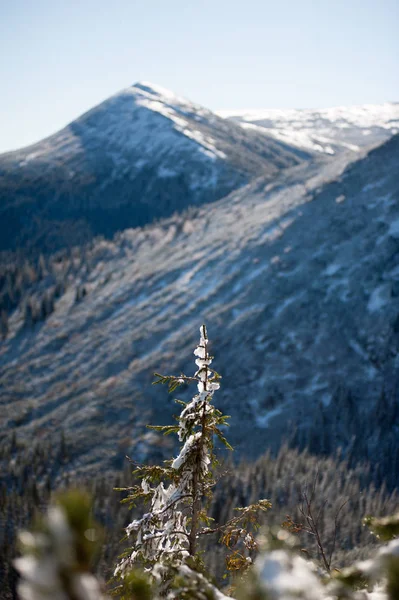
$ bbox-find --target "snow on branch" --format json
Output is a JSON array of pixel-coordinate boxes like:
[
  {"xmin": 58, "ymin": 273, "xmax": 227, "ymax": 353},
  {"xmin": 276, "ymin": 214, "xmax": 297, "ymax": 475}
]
[{"xmin": 114, "ymin": 325, "xmax": 224, "ymax": 580}]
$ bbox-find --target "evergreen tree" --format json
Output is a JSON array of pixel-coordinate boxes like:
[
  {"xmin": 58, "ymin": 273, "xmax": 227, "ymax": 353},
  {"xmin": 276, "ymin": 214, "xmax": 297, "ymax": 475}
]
[
  {"xmin": 0, "ymin": 309, "xmax": 8, "ymax": 340},
  {"xmin": 23, "ymin": 298, "xmax": 34, "ymax": 327},
  {"xmin": 114, "ymin": 325, "xmax": 270, "ymax": 596}
]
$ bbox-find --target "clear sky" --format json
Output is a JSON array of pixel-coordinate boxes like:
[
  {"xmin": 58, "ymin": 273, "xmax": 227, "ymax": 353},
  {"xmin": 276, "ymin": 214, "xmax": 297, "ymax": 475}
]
[{"xmin": 1, "ymin": 0, "xmax": 398, "ymax": 153}]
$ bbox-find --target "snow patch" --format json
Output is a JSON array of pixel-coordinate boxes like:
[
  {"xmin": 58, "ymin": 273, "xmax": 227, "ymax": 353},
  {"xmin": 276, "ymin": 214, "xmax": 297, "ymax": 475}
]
[
  {"xmin": 256, "ymin": 405, "xmax": 284, "ymax": 428},
  {"xmin": 158, "ymin": 165, "xmax": 177, "ymax": 178},
  {"xmin": 323, "ymin": 263, "xmax": 341, "ymax": 276},
  {"xmin": 349, "ymin": 339, "xmax": 369, "ymax": 361},
  {"xmin": 274, "ymin": 292, "xmax": 304, "ymax": 317},
  {"xmin": 218, "ymin": 103, "xmax": 399, "ymax": 155},
  {"xmin": 388, "ymin": 218, "xmax": 399, "ymax": 239},
  {"xmin": 367, "ymin": 284, "xmax": 391, "ymax": 313},
  {"xmin": 130, "ymin": 83, "xmax": 227, "ymax": 160}
]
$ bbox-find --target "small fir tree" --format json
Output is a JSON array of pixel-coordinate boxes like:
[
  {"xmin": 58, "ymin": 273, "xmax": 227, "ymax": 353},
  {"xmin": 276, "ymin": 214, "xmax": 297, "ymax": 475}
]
[
  {"xmin": 114, "ymin": 325, "xmax": 270, "ymax": 595},
  {"xmin": 0, "ymin": 308, "xmax": 8, "ymax": 340}
]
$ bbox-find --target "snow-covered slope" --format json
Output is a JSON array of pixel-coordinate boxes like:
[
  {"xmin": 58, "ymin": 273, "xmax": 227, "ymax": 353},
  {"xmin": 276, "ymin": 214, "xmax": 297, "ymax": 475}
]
[
  {"xmin": 1, "ymin": 135, "xmax": 398, "ymax": 473},
  {"xmin": 0, "ymin": 82, "xmax": 307, "ymax": 254},
  {"xmin": 219, "ymin": 103, "xmax": 399, "ymax": 155}
]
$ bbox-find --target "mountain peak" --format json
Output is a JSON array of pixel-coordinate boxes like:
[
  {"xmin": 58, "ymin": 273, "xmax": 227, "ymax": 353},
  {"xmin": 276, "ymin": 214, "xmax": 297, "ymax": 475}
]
[
  {"xmin": 0, "ymin": 78, "xmax": 307, "ymax": 254},
  {"xmin": 131, "ymin": 81, "xmax": 183, "ymax": 102}
]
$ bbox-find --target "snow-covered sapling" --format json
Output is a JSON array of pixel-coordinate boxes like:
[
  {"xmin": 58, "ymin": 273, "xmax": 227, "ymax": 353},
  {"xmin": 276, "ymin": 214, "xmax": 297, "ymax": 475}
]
[{"xmin": 114, "ymin": 325, "xmax": 270, "ymax": 592}]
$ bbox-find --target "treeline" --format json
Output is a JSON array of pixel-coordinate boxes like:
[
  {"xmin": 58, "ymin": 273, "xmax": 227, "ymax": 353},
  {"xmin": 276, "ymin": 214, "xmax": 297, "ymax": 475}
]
[
  {"xmin": 292, "ymin": 384, "xmax": 399, "ymax": 491},
  {"xmin": 0, "ymin": 431, "xmax": 125, "ymax": 599},
  {"xmin": 210, "ymin": 444, "xmax": 398, "ymax": 576},
  {"xmin": 0, "ymin": 243, "xmax": 96, "ymax": 338},
  {"xmin": 1, "ymin": 432, "xmax": 397, "ymax": 599},
  {"xmin": 0, "ymin": 228, "xmax": 146, "ymax": 339}
]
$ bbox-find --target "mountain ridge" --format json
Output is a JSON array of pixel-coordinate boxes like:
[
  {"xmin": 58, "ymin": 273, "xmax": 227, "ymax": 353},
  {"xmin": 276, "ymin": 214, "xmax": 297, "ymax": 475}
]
[
  {"xmin": 219, "ymin": 102, "xmax": 399, "ymax": 155},
  {"xmin": 0, "ymin": 82, "xmax": 308, "ymax": 255}
]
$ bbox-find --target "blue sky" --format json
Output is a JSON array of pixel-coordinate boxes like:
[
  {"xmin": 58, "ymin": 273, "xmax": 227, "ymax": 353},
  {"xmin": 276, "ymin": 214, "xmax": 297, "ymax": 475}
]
[{"xmin": 1, "ymin": 0, "xmax": 398, "ymax": 152}]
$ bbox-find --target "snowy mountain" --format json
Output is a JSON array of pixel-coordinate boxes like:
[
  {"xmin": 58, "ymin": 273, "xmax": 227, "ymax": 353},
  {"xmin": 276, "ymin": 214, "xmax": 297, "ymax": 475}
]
[
  {"xmin": 1, "ymin": 135, "xmax": 398, "ymax": 476},
  {"xmin": 219, "ymin": 103, "xmax": 399, "ymax": 155},
  {"xmin": 0, "ymin": 82, "xmax": 307, "ymax": 254}
]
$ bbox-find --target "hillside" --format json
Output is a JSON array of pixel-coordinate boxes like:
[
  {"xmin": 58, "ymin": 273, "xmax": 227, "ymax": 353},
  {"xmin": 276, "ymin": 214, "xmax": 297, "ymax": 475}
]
[
  {"xmin": 0, "ymin": 82, "xmax": 307, "ymax": 254},
  {"xmin": 1, "ymin": 134, "xmax": 398, "ymax": 482},
  {"xmin": 219, "ymin": 102, "xmax": 399, "ymax": 155}
]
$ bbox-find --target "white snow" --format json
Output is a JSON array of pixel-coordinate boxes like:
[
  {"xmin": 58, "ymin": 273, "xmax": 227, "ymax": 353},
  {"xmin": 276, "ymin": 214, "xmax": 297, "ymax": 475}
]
[
  {"xmin": 26, "ymin": 80, "xmax": 230, "ymax": 197},
  {"xmin": 256, "ymin": 548, "xmax": 326, "ymax": 600},
  {"xmin": 218, "ymin": 102, "xmax": 399, "ymax": 155},
  {"xmin": 130, "ymin": 82, "xmax": 227, "ymax": 161},
  {"xmin": 172, "ymin": 434, "xmax": 200, "ymax": 470},
  {"xmin": 323, "ymin": 263, "xmax": 341, "ymax": 276},
  {"xmin": 305, "ymin": 374, "xmax": 329, "ymax": 394},
  {"xmin": 256, "ymin": 405, "xmax": 284, "ymax": 428},
  {"xmin": 367, "ymin": 284, "xmax": 391, "ymax": 313},
  {"xmin": 388, "ymin": 218, "xmax": 399, "ymax": 239},
  {"xmin": 274, "ymin": 291, "xmax": 304, "ymax": 317},
  {"xmin": 135, "ymin": 158, "xmax": 147, "ymax": 169},
  {"xmin": 219, "ymin": 103, "xmax": 399, "ymax": 130},
  {"xmin": 349, "ymin": 339, "xmax": 369, "ymax": 361},
  {"xmin": 158, "ymin": 166, "xmax": 177, "ymax": 178},
  {"xmin": 389, "ymin": 264, "xmax": 399, "ymax": 279},
  {"xmin": 19, "ymin": 151, "xmax": 43, "ymax": 165},
  {"xmin": 363, "ymin": 178, "xmax": 388, "ymax": 193},
  {"xmin": 232, "ymin": 262, "xmax": 269, "ymax": 294}
]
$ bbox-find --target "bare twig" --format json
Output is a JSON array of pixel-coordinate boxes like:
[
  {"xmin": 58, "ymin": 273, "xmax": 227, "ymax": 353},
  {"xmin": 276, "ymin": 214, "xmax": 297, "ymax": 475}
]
[
  {"xmin": 301, "ymin": 489, "xmax": 331, "ymax": 572},
  {"xmin": 328, "ymin": 498, "xmax": 350, "ymax": 569},
  {"xmin": 296, "ymin": 470, "xmax": 350, "ymax": 573}
]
